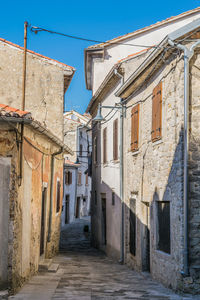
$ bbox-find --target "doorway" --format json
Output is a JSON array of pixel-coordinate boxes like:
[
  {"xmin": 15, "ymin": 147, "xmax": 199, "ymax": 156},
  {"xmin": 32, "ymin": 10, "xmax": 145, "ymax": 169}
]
[
  {"xmin": 130, "ymin": 198, "xmax": 136, "ymax": 256},
  {"xmin": 40, "ymin": 187, "xmax": 47, "ymax": 256},
  {"xmin": 65, "ymin": 195, "xmax": 70, "ymax": 224},
  {"xmin": 142, "ymin": 203, "xmax": 150, "ymax": 272},
  {"xmin": 101, "ymin": 197, "xmax": 107, "ymax": 245},
  {"xmin": 76, "ymin": 197, "xmax": 81, "ymax": 218}
]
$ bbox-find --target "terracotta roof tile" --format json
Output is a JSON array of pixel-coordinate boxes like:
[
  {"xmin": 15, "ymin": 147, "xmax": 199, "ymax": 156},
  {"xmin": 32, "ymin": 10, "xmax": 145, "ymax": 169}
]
[
  {"xmin": 0, "ymin": 104, "xmax": 32, "ymax": 119},
  {"xmin": 0, "ymin": 38, "xmax": 75, "ymax": 70}
]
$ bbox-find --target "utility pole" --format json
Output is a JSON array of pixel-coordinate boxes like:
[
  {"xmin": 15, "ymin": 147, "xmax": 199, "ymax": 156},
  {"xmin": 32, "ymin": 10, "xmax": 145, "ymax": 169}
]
[
  {"xmin": 19, "ymin": 21, "xmax": 28, "ymax": 186},
  {"xmin": 22, "ymin": 21, "xmax": 28, "ymax": 111}
]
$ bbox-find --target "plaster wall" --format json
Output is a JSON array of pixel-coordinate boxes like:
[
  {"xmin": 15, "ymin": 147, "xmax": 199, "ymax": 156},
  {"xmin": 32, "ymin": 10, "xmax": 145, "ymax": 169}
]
[
  {"xmin": 91, "ymin": 12, "xmax": 200, "ymax": 94},
  {"xmin": 91, "ymin": 81, "xmax": 122, "ymax": 259}
]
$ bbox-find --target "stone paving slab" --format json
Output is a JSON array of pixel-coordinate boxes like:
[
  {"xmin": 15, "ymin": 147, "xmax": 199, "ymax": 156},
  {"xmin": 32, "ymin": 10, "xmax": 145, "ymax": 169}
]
[{"xmin": 9, "ymin": 218, "xmax": 200, "ymax": 300}]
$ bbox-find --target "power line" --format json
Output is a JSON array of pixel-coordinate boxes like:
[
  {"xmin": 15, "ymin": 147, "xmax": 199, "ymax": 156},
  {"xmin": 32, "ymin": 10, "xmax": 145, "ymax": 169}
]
[{"xmin": 30, "ymin": 25, "xmax": 167, "ymax": 50}]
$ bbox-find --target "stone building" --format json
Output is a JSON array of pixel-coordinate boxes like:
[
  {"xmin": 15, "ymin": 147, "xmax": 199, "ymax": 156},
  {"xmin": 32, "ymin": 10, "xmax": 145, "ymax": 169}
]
[
  {"xmin": 115, "ymin": 19, "xmax": 200, "ymax": 293},
  {"xmin": 85, "ymin": 7, "xmax": 200, "ymax": 262},
  {"xmin": 61, "ymin": 111, "xmax": 92, "ymax": 226},
  {"xmin": 85, "ymin": 8, "xmax": 200, "ymax": 294},
  {"xmin": 0, "ymin": 37, "xmax": 75, "ymax": 292}
]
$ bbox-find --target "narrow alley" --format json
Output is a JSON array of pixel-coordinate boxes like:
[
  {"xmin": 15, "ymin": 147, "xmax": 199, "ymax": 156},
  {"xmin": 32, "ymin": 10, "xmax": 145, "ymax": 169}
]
[{"xmin": 9, "ymin": 218, "xmax": 199, "ymax": 300}]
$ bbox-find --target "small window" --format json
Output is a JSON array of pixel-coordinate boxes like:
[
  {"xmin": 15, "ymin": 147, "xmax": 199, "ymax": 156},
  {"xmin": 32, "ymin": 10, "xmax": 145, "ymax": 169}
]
[
  {"xmin": 85, "ymin": 173, "xmax": 88, "ymax": 185},
  {"xmin": 112, "ymin": 192, "xmax": 115, "ymax": 206},
  {"xmin": 113, "ymin": 119, "xmax": 118, "ymax": 160},
  {"xmin": 103, "ymin": 127, "xmax": 107, "ymax": 164},
  {"xmin": 78, "ymin": 172, "xmax": 82, "ymax": 185},
  {"xmin": 157, "ymin": 201, "xmax": 170, "ymax": 254},
  {"xmin": 131, "ymin": 104, "xmax": 139, "ymax": 152},
  {"xmin": 65, "ymin": 171, "xmax": 72, "ymax": 185},
  {"xmin": 79, "ymin": 144, "xmax": 83, "ymax": 156},
  {"xmin": 56, "ymin": 180, "xmax": 61, "ymax": 213},
  {"xmin": 94, "ymin": 136, "xmax": 97, "ymax": 164},
  {"xmin": 152, "ymin": 82, "xmax": 162, "ymax": 142}
]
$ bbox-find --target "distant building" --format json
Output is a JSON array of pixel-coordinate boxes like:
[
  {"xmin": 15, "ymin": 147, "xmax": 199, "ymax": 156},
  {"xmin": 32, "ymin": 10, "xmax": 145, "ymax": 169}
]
[{"xmin": 62, "ymin": 111, "xmax": 92, "ymax": 225}]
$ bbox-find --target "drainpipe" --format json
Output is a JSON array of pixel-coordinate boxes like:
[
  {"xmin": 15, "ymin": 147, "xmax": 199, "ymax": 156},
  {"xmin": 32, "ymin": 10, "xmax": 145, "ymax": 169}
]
[
  {"xmin": 47, "ymin": 147, "xmax": 63, "ymax": 242},
  {"xmin": 114, "ymin": 69, "xmax": 125, "ymax": 264},
  {"xmin": 168, "ymin": 38, "xmax": 200, "ymax": 276}
]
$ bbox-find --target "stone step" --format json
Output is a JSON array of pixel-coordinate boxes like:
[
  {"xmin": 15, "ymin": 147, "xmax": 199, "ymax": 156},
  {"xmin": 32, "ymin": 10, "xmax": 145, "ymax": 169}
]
[
  {"xmin": 48, "ymin": 263, "xmax": 59, "ymax": 273},
  {"xmin": 38, "ymin": 259, "xmax": 52, "ymax": 272},
  {"xmin": 0, "ymin": 290, "xmax": 8, "ymax": 300}
]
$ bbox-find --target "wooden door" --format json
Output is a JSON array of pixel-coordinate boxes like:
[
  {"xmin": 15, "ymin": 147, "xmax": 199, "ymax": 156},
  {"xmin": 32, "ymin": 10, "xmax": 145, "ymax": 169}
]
[
  {"xmin": 40, "ymin": 187, "xmax": 46, "ymax": 256},
  {"xmin": 101, "ymin": 198, "xmax": 107, "ymax": 245},
  {"xmin": 65, "ymin": 195, "xmax": 69, "ymax": 224},
  {"xmin": 76, "ymin": 197, "xmax": 80, "ymax": 218}
]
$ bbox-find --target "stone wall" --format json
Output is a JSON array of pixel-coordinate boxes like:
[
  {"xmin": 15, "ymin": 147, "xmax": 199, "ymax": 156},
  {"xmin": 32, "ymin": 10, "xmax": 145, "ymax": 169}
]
[
  {"xmin": 0, "ymin": 123, "xmax": 63, "ymax": 292},
  {"xmin": 123, "ymin": 54, "xmax": 185, "ymax": 290},
  {"xmin": 0, "ymin": 40, "xmax": 72, "ymax": 141}
]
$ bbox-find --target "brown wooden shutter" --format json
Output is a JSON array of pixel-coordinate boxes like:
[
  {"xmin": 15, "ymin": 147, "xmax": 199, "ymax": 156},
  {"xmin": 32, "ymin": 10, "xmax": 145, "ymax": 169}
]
[
  {"xmin": 56, "ymin": 181, "xmax": 61, "ymax": 213},
  {"xmin": 113, "ymin": 119, "xmax": 118, "ymax": 160},
  {"xmin": 131, "ymin": 104, "xmax": 139, "ymax": 151},
  {"xmin": 69, "ymin": 172, "xmax": 72, "ymax": 184},
  {"xmin": 86, "ymin": 173, "xmax": 88, "ymax": 185},
  {"xmin": 65, "ymin": 171, "xmax": 68, "ymax": 185},
  {"xmin": 152, "ymin": 82, "xmax": 162, "ymax": 141},
  {"xmin": 103, "ymin": 128, "xmax": 107, "ymax": 164}
]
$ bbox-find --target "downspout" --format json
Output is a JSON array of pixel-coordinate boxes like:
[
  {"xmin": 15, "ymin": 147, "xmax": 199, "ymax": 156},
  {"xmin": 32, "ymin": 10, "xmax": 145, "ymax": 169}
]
[
  {"xmin": 168, "ymin": 38, "xmax": 200, "ymax": 276},
  {"xmin": 114, "ymin": 69, "xmax": 125, "ymax": 264},
  {"xmin": 47, "ymin": 147, "xmax": 63, "ymax": 242}
]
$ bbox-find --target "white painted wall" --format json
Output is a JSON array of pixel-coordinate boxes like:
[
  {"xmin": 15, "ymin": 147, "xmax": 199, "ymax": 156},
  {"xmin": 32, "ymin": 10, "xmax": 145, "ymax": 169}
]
[{"xmin": 92, "ymin": 12, "xmax": 200, "ymax": 94}]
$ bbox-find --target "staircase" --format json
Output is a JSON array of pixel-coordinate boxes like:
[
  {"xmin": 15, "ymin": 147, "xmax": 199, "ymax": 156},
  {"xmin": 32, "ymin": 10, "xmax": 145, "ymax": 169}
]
[{"xmin": 38, "ymin": 259, "xmax": 59, "ymax": 273}]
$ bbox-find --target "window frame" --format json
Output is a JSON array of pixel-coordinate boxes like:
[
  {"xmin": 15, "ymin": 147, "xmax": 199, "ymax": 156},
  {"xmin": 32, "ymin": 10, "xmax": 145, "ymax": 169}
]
[{"xmin": 113, "ymin": 118, "xmax": 118, "ymax": 161}]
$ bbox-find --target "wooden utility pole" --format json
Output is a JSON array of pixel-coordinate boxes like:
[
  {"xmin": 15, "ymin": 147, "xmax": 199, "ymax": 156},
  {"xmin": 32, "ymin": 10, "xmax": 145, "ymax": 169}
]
[{"xmin": 22, "ymin": 21, "xmax": 28, "ymax": 111}]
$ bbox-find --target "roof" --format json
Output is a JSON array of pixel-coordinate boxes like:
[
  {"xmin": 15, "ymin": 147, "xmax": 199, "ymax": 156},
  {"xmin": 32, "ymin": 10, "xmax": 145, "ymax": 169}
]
[
  {"xmin": 0, "ymin": 103, "xmax": 73, "ymax": 155},
  {"xmin": 116, "ymin": 18, "xmax": 200, "ymax": 99},
  {"xmin": 0, "ymin": 104, "xmax": 32, "ymax": 119},
  {"xmin": 64, "ymin": 159, "xmax": 80, "ymax": 168},
  {"xmin": 87, "ymin": 7, "xmax": 200, "ymax": 49},
  {"xmin": 0, "ymin": 37, "xmax": 75, "ymax": 70},
  {"xmin": 86, "ymin": 47, "xmax": 153, "ymax": 113}
]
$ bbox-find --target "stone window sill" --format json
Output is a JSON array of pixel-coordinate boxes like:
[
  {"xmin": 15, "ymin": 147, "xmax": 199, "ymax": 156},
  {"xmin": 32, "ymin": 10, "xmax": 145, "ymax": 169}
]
[
  {"xmin": 132, "ymin": 150, "xmax": 139, "ymax": 156},
  {"xmin": 152, "ymin": 139, "xmax": 163, "ymax": 147},
  {"xmin": 155, "ymin": 249, "xmax": 171, "ymax": 258}
]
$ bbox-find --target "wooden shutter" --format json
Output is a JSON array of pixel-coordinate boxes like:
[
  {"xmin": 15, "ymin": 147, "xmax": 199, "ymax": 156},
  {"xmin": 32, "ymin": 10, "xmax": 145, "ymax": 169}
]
[
  {"xmin": 79, "ymin": 144, "xmax": 83, "ymax": 156},
  {"xmin": 69, "ymin": 172, "xmax": 72, "ymax": 184},
  {"xmin": 113, "ymin": 119, "xmax": 118, "ymax": 160},
  {"xmin": 78, "ymin": 172, "xmax": 82, "ymax": 185},
  {"xmin": 152, "ymin": 82, "xmax": 162, "ymax": 141},
  {"xmin": 103, "ymin": 127, "xmax": 107, "ymax": 164},
  {"xmin": 131, "ymin": 104, "xmax": 140, "ymax": 151},
  {"xmin": 65, "ymin": 171, "xmax": 69, "ymax": 185},
  {"xmin": 85, "ymin": 173, "xmax": 88, "ymax": 185}
]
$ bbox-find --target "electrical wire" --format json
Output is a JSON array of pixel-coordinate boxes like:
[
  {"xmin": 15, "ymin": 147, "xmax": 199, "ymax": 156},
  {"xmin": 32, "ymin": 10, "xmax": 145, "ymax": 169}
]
[{"xmin": 30, "ymin": 25, "xmax": 168, "ymax": 50}]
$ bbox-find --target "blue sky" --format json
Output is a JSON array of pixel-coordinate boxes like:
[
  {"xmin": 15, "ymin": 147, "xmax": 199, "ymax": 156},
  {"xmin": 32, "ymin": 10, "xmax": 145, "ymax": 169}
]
[{"xmin": 0, "ymin": 1, "xmax": 199, "ymax": 113}]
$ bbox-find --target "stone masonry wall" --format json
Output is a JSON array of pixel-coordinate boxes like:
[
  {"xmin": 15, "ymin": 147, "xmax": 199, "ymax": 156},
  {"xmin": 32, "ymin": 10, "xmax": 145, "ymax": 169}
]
[
  {"xmin": 123, "ymin": 53, "xmax": 185, "ymax": 291},
  {"xmin": 0, "ymin": 41, "xmax": 71, "ymax": 140}
]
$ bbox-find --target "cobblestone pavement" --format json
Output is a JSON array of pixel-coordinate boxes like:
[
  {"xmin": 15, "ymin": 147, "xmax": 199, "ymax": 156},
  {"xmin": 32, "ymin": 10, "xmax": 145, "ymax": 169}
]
[{"xmin": 10, "ymin": 218, "xmax": 200, "ymax": 300}]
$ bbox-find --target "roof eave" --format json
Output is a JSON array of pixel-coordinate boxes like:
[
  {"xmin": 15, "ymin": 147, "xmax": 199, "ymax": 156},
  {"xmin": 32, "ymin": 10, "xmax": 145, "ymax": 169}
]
[{"xmin": 116, "ymin": 18, "xmax": 200, "ymax": 99}]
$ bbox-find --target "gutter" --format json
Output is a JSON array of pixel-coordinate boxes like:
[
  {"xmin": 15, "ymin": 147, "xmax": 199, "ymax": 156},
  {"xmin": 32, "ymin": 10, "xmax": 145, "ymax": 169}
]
[{"xmin": 168, "ymin": 38, "xmax": 200, "ymax": 276}]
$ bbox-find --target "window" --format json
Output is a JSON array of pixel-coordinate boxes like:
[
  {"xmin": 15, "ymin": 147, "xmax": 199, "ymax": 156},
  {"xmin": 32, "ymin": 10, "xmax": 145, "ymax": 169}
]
[
  {"xmin": 79, "ymin": 144, "xmax": 83, "ymax": 156},
  {"xmin": 56, "ymin": 180, "xmax": 61, "ymax": 213},
  {"xmin": 131, "ymin": 104, "xmax": 140, "ymax": 152},
  {"xmin": 94, "ymin": 136, "xmax": 97, "ymax": 164},
  {"xmin": 130, "ymin": 198, "xmax": 136, "ymax": 255},
  {"xmin": 157, "ymin": 201, "xmax": 170, "ymax": 254},
  {"xmin": 85, "ymin": 173, "xmax": 88, "ymax": 185},
  {"xmin": 78, "ymin": 172, "xmax": 82, "ymax": 185},
  {"xmin": 103, "ymin": 127, "xmax": 107, "ymax": 164},
  {"xmin": 113, "ymin": 119, "xmax": 118, "ymax": 160},
  {"xmin": 112, "ymin": 192, "xmax": 115, "ymax": 206},
  {"xmin": 65, "ymin": 171, "xmax": 72, "ymax": 185},
  {"xmin": 152, "ymin": 82, "xmax": 162, "ymax": 142}
]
